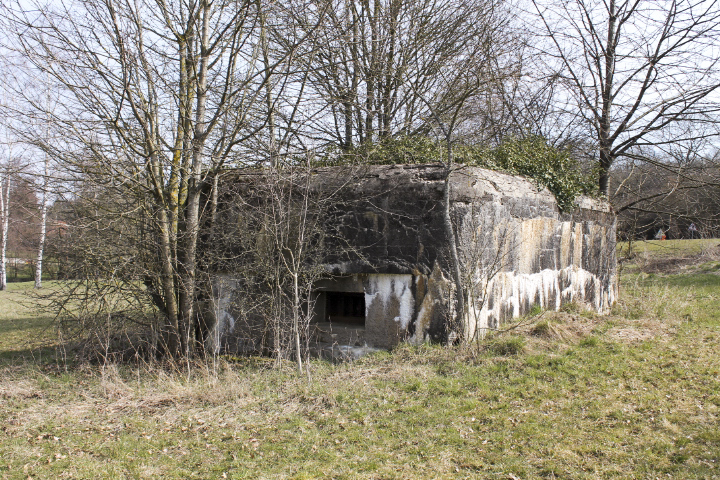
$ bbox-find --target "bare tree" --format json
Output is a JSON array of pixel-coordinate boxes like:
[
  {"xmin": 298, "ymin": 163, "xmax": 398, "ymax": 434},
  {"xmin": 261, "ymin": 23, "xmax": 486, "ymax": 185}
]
[
  {"xmin": 33, "ymin": 150, "xmax": 49, "ymax": 288},
  {"xmin": 530, "ymin": 0, "xmax": 720, "ymax": 196},
  {"xmin": 200, "ymin": 161, "xmax": 353, "ymax": 370},
  {"xmin": 285, "ymin": 0, "xmax": 513, "ymax": 150},
  {"xmin": 2, "ymin": 0, "xmax": 313, "ymax": 358},
  {"xmin": 0, "ymin": 136, "xmax": 29, "ymax": 290},
  {"xmin": 455, "ymin": 203, "xmax": 515, "ymax": 341},
  {"xmin": 0, "ymin": 61, "xmax": 14, "ymax": 291},
  {"xmin": 612, "ymin": 138, "xmax": 720, "ymax": 240},
  {"xmin": 411, "ymin": 25, "xmax": 511, "ymax": 340},
  {"xmin": 34, "ymin": 93, "xmax": 53, "ymax": 289},
  {"xmin": 0, "ymin": 164, "xmax": 11, "ymax": 291}
]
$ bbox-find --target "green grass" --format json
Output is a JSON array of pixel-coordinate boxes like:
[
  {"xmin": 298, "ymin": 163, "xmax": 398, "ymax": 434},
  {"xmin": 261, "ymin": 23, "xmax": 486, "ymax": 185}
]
[
  {"xmin": 0, "ymin": 282, "xmax": 58, "ymax": 365},
  {"xmin": 618, "ymin": 238, "xmax": 718, "ymax": 258},
  {"xmin": 2, "ymin": 243, "xmax": 720, "ymax": 479}
]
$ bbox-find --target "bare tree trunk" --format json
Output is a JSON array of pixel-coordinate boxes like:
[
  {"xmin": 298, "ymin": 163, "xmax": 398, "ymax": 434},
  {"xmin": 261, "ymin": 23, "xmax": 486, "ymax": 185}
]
[
  {"xmin": 158, "ymin": 209, "xmax": 181, "ymax": 356},
  {"xmin": 0, "ymin": 176, "xmax": 8, "ymax": 291},
  {"xmin": 292, "ymin": 271, "xmax": 303, "ymax": 373},
  {"xmin": 178, "ymin": 0, "xmax": 211, "ymax": 357},
  {"xmin": 599, "ymin": 147, "xmax": 613, "ymax": 197},
  {"xmin": 597, "ymin": 0, "xmax": 616, "ymax": 197},
  {"xmin": 442, "ymin": 142, "xmax": 464, "ymax": 341},
  {"xmin": 35, "ymin": 154, "xmax": 49, "ymax": 288}
]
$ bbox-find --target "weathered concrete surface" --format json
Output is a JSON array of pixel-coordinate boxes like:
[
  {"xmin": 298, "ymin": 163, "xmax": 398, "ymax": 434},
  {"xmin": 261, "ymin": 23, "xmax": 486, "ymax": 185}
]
[
  {"xmin": 311, "ymin": 164, "xmax": 615, "ymax": 346},
  {"xmin": 206, "ymin": 164, "xmax": 616, "ymax": 351}
]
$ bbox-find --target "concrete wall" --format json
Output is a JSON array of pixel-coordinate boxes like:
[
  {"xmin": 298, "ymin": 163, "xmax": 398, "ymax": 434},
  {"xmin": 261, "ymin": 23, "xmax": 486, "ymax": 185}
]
[
  {"xmin": 312, "ymin": 165, "xmax": 615, "ymax": 347},
  {"xmin": 206, "ymin": 164, "xmax": 616, "ymax": 352}
]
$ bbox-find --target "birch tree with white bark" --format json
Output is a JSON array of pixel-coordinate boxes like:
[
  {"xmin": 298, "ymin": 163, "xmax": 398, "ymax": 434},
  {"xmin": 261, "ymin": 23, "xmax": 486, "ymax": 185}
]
[
  {"xmin": 0, "ymin": 164, "xmax": 10, "ymax": 291},
  {"xmin": 34, "ymin": 149, "xmax": 49, "ymax": 289}
]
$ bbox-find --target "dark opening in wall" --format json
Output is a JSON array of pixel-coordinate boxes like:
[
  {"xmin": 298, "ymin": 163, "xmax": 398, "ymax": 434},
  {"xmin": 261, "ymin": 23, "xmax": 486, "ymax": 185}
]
[{"xmin": 325, "ymin": 292, "xmax": 365, "ymax": 326}]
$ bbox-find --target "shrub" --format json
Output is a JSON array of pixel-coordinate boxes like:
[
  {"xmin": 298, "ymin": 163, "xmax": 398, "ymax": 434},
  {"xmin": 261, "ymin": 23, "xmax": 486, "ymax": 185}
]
[
  {"xmin": 468, "ymin": 135, "xmax": 597, "ymax": 211},
  {"xmin": 326, "ymin": 135, "xmax": 597, "ymax": 212},
  {"xmin": 560, "ymin": 301, "xmax": 582, "ymax": 314},
  {"xmin": 321, "ymin": 135, "xmax": 445, "ymax": 166}
]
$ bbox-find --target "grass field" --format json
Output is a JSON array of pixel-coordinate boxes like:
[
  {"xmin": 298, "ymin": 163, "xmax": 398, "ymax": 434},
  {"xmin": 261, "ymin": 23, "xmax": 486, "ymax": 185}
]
[{"xmin": 1, "ymin": 243, "xmax": 720, "ymax": 479}]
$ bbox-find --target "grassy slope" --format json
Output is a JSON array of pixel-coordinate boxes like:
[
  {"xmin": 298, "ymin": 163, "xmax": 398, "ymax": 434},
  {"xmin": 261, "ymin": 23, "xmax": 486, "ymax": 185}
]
[{"xmin": 1, "ymin": 246, "xmax": 719, "ymax": 479}]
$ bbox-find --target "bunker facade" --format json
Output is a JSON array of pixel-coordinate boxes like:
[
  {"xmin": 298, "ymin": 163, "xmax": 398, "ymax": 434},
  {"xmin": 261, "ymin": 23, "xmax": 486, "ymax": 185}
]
[{"xmin": 205, "ymin": 164, "xmax": 616, "ymax": 353}]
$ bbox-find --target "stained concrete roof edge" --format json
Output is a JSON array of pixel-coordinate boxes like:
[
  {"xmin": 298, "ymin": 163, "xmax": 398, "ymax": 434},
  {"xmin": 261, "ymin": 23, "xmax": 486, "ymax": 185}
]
[{"xmin": 217, "ymin": 163, "xmax": 612, "ymax": 213}]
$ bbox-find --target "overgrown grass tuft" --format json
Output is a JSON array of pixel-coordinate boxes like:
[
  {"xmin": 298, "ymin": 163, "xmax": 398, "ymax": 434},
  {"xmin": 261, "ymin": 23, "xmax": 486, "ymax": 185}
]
[
  {"xmin": 529, "ymin": 319, "xmax": 552, "ymax": 337},
  {"xmin": 578, "ymin": 335, "xmax": 599, "ymax": 347},
  {"xmin": 486, "ymin": 334, "xmax": 526, "ymax": 356}
]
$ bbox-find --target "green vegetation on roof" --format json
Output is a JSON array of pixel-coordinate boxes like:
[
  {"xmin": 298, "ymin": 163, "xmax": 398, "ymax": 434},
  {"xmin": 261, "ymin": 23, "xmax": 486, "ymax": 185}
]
[{"xmin": 324, "ymin": 135, "xmax": 598, "ymax": 211}]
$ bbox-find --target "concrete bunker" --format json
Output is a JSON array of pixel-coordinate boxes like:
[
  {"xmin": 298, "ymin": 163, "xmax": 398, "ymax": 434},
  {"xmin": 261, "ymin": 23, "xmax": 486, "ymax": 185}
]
[{"xmin": 203, "ymin": 164, "xmax": 617, "ymax": 354}]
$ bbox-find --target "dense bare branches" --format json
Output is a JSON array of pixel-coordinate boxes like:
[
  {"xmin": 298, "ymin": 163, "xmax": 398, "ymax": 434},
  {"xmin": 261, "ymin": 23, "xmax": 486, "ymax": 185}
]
[
  {"xmin": 281, "ymin": 0, "xmax": 513, "ymax": 151},
  {"xmin": 2, "ymin": 0, "xmax": 718, "ymax": 362},
  {"xmin": 530, "ymin": 0, "xmax": 720, "ymax": 195},
  {"xmin": 2, "ymin": 0, "xmax": 307, "ymax": 357}
]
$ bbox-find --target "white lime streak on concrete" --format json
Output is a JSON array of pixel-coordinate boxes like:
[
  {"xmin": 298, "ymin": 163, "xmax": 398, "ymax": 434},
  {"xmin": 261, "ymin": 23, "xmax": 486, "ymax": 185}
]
[
  {"xmin": 365, "ymin": 274, "xmax": 414, "ymax": 329},
  {"xmin": 209, "ymin": 277, "xmax": 237, "ymax": 354},
  {"xmin": 466, "ymin": 265, "xmax": 610, "ymax": 340}
]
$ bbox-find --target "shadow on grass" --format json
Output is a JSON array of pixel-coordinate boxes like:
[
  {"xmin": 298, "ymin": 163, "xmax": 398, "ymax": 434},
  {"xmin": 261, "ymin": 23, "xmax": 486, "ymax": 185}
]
[
  {"xmin": 0, "ymin": 313, "xmax": 62, "ymax": 367},
  {"xmin": 0, "ymin": 316, "xmax": 56, "ymax": 335},
  {"xmin": 0, "ymin": 345, "xmax": 64, "ymax": 366}
]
